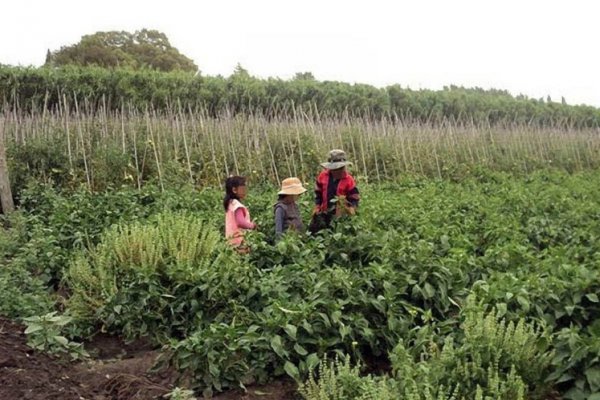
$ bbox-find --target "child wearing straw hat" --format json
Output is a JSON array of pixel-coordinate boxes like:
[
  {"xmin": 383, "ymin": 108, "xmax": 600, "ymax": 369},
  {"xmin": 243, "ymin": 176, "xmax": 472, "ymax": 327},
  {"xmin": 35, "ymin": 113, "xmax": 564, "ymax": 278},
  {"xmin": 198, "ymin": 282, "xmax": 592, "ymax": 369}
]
[{"xmin": 274, "ymin": 177, "xmax": 307, "ymax": 242}]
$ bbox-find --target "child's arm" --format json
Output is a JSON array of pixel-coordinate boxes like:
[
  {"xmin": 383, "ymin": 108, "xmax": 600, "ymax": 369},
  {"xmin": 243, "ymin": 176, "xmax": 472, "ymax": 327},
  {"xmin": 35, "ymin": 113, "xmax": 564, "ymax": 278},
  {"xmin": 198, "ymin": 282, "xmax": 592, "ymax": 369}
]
[
  {"xmin": 274, "ymin": 206, "xmax": 285, "ymax": 241},
  {"xmin": 234, "ymin": 208, "xmax": 256, "ymax": 229}
]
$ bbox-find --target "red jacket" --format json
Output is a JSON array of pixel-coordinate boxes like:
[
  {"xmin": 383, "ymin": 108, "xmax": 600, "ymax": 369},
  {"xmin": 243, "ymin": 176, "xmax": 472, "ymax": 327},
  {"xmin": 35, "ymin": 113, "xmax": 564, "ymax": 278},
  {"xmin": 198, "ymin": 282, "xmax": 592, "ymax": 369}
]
[{"xmin": 315, "ymin": 170, "xmax": 360, "ymax": 213}]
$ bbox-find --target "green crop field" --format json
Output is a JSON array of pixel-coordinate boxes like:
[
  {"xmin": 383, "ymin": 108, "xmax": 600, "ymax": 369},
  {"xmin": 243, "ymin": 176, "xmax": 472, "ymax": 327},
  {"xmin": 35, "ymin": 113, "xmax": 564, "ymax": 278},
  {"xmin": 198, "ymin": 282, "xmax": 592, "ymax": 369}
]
[
  {"xmin": 1, "ymin": 67, "xmax": 600, "ymax": 399},
  {"xmin": 2, "ymin": 166, "xmax": 600, "ymax": 399}
]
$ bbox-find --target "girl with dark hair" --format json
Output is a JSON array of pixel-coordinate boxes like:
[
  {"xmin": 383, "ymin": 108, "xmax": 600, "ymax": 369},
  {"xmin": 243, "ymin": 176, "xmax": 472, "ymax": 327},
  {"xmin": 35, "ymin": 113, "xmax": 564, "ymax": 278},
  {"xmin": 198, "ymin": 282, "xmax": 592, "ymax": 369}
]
[{"xmin": 224, "ymin": 176, "xmax": 256, "ymax": 250}]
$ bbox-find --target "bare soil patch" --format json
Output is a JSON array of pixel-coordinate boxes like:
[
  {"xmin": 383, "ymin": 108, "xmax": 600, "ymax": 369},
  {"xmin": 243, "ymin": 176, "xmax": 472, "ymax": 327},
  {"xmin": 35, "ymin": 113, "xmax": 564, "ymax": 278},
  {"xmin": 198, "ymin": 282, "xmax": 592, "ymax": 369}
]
[{"xmin": 0, "ymin": 317, "xmax": 298, "ymax": 399}]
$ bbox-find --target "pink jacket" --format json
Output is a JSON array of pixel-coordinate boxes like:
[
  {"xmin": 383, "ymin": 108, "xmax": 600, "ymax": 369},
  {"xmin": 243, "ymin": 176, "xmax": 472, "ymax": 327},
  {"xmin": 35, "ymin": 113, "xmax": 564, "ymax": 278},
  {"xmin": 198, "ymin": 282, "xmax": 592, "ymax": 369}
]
[{"xmin": 225, "ymin": 199, "xmax": 253, "ymax": 246}]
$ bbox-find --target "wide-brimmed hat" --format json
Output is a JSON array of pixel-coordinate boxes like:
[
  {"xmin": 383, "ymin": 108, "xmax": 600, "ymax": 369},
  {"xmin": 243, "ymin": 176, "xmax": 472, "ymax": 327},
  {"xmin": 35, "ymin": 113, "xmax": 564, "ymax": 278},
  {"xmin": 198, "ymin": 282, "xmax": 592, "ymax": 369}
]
[
  {"xmin": 278, "ymin": 177, "xmax": 307, "ymax": 195},
  {"xmin": 320, "ymin": 149, "xmax": 352, "ymax": 170}
]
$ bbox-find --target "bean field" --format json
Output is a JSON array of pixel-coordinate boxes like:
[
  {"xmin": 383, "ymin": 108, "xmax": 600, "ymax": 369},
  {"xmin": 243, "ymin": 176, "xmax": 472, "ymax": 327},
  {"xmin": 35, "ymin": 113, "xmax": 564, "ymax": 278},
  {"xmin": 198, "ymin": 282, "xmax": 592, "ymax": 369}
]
[{"xmin": 2, "ymin": 142, "xmax": 600, "ymax": 399}]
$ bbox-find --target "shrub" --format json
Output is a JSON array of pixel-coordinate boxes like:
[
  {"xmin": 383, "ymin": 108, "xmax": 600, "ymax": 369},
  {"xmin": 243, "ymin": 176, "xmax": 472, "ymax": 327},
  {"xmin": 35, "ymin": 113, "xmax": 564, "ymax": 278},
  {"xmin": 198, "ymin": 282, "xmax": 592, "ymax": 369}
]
[
  {"xmin": 299, "ymin": 355, "xmax": 396, "ymax": 400},
  {"xmin": 65, "ymin": 211, "xmax": 232, "ymax": 340},
  {"xmin": 0, "ymin": 213, "xmax": 55, "ymax": 318},
  {"xmin": 299, "ymin": 304, "xmax": 553, "ymax": 400},
  {"xmin": 388, "ymin": 302, "xmax": 552, "ymax": 399}
]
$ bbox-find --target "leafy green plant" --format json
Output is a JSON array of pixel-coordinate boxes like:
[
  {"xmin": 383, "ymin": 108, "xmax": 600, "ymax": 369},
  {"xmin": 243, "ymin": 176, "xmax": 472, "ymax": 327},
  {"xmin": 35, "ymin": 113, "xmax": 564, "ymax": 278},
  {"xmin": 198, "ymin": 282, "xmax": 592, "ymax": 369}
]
[
  {"xmin": 23, "ymin": 311, "xmax": 89, "ymax": 360},
  {"xmin": 0, "ymin": 212, "xmax": 55, "ymax": 318},
  {"xmin": 0, "ymin": 263, "xmax": 54, "ymax": 319},
  {"xmin": 65, "ymin": 211, "xmax": 233, "ymax": 340},
  {"xmin": 299, "ymin": 305, "xmax": 550, "ymax": 400},
  {"xmin": 299, "ymin": 355, "xmax": 395, "ymax": 400},
  {"xmin": 163, "ymin": 387, "xmax": 197, "ymax": 400},
  {"xmin": 549, "ymin": 324, "xmax": 600, "ymax": 400},
  {"xmin": 166, "ymin": 320, "xmax": 260, "ymax": 397},
  {"xmin": 388, "ymin": 302, "xmax": 552, "ymax": 399}
]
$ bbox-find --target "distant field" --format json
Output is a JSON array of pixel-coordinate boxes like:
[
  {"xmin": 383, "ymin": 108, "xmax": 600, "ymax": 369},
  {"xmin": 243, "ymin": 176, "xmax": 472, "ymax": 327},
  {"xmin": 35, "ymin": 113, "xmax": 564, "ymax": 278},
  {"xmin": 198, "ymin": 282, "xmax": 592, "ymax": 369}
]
[{"xmin": 3, "ymin": 106, "xmax": 600, "ymax": 193}]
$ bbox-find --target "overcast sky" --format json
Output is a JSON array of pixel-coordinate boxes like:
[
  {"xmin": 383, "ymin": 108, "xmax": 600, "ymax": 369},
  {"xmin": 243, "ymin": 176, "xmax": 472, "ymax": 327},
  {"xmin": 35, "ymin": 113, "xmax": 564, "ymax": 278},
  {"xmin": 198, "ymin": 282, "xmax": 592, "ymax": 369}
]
[{"xmin": 2, "ymin": 0, "xmax": 599, "ymax": 107}]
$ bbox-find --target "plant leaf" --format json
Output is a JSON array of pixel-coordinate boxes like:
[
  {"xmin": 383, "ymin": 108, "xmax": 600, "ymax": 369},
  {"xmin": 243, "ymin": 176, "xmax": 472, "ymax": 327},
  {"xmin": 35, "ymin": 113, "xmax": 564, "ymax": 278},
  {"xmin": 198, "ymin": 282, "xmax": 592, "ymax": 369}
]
[
  {"xmin": 306, "ymin": 353, "xmax": 320, "ymax": 370},
  {"xmin": 284, "ymin": 361, "xmax": 299, "ymax": 381},
  {"xmin": 284, "ymin": 324, "xmax": 297, "ymax": 341},
  {"xmin": 270, "ymin": 335, "xmax": 286, "ymax": 358},
  {"xmin": 586, "ymin": 293, "xmax": 599, "ymax": 303},
  {"xmin": 24, "ymin": 325, "xmax": 43, "ymax": 334},
  {"xmin": 585, "ymin": 367, "xmax": 600, "ymax": 392},
  {"xmin": 294, "ymin": 343, "xmax": 308, "ymax": 356}
]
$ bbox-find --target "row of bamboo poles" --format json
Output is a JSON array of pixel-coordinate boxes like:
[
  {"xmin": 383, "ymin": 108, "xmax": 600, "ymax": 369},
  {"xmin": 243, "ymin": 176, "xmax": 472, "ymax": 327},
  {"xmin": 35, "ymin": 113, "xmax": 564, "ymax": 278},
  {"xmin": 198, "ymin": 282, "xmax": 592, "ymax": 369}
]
[{"xmin": 2, "ymin": 100, "xmax": 599, "ymax": 190}]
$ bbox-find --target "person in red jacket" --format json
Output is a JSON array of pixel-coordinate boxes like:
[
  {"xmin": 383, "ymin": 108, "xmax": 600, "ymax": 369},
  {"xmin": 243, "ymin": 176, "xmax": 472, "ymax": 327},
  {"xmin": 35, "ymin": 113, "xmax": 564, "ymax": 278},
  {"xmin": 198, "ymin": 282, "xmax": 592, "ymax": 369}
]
[{"xmin": 309, "ymin": 149, "xmax": 360, "ymax": 233}]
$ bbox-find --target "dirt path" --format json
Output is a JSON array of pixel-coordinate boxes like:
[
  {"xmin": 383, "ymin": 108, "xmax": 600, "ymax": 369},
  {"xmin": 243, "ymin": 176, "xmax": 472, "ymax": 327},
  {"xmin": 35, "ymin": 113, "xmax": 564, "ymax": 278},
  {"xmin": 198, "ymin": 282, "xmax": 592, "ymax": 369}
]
[
  {"xmin": 0, "ymin": 317, "xmax": 297, "ymax": 399},
  {"xmin": 1, "ymin": 316, "xmax": 85, "ymax": 399}
]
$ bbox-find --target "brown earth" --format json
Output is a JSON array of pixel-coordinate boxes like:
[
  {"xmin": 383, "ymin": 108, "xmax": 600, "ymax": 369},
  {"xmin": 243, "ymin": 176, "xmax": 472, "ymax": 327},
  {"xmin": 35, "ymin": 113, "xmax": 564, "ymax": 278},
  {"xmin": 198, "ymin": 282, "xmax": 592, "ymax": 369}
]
[{"xmin": 0, "ymin": 317, "xmax": 297, "ymax": 400}]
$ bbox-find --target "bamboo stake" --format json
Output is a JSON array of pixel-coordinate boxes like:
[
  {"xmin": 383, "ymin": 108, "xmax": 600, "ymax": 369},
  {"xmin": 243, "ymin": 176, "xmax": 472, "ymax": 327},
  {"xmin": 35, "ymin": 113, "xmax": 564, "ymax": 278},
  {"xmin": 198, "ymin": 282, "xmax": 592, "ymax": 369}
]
[
  {"xmin": 131, "ymin": 105, "xmax": 142, "ymax": 190},
  {"xmin": 217, "ymin": 111, "xmax": 230, "ymax": 179},
  {"xmin": 0, "ymin": 117, "xmax": 14, "ymax": 213},
  {"xmin": 176, "ymin": 104, "xmax": 194, "ymax": 184},
  {"xmin": 264, "ymin": 129, "xmax": 280, "ymax": 183},
  {"xmin": 292, "ymin": 102, "xmax": 305, "ymax": 180},
  {"xmin": 73, "ymin": 94, "xmax": 91, "ymax": 190},
  {"xmin": 120, "ymin": 103, "xmax": 126, "ymax": 154},
  {"xmin": 145, "ymin": 108, "xmax": 164, "ymax": 192}
]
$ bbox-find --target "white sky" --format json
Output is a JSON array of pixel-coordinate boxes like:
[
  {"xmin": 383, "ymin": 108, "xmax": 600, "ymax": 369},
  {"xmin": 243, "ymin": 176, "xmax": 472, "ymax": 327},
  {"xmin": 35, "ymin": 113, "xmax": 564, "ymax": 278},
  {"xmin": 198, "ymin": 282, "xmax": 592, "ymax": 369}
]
[{"xmin": 2, "ymin": 0, "xmax": 599, "ymax": 107}]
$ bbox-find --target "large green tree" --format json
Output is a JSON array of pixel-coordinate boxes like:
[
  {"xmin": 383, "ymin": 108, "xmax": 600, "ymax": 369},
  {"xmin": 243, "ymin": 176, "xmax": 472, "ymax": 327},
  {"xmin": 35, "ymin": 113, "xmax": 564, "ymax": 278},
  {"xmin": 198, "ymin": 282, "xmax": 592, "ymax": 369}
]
[{"xmin": 45, "ymin": 29, "xmax": 198, "ymax": 72}]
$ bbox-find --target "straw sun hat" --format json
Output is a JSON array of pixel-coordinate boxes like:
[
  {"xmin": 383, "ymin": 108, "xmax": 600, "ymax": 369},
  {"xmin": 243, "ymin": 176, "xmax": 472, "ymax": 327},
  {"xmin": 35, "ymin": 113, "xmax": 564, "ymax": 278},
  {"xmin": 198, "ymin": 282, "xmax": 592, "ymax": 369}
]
[
  {"xmin": 320, "ymin": 149, "xmax": 352, "ymax": 170},
  {"xmin": 278, "ymin": 177, "xmax": 307, "ymax": 195}
]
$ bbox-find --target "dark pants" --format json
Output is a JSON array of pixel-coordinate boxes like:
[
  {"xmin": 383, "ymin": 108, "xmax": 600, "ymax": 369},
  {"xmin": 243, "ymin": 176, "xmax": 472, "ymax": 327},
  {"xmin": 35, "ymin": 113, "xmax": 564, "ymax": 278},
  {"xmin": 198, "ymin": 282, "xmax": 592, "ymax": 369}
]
[{"xmin": 308, "ymin": 212, "xmax": 334, "ymax": 234}]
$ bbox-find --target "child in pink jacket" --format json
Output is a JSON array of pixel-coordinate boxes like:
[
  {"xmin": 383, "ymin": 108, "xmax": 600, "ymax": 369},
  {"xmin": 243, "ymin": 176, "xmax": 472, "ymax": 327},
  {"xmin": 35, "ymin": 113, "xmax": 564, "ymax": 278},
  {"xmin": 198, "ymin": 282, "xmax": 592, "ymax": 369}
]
[{"xmin": 224, "ymin": 176, "xmax": 257, "ymax": 251}]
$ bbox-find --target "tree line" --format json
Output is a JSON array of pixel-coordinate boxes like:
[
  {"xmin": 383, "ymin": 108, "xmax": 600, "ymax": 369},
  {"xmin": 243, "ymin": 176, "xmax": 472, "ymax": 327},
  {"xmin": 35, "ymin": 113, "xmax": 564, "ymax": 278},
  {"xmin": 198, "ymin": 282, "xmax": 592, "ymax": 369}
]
[{"xmin": 1, "ymin": 64, "xmax": 599, "ymax": 128}]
